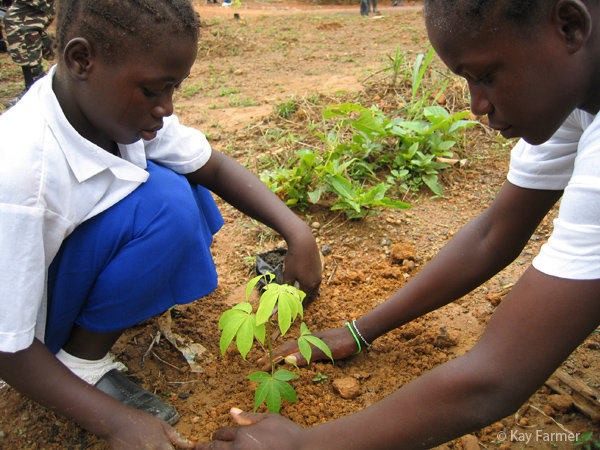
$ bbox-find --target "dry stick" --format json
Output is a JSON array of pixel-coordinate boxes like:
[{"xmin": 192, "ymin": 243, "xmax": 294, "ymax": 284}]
[
  {"xmin": 152, "ymin": 351, "xmax": 186, "ymax": 373},
  {"xmin": 327, "ymin": 262, "xmax": 338, "ymax": 285},
  {"xmin": 545, "ymin": 371, "xmax": 600, "ymax": 423},
  {"xmin": 142, "ymin": 330, "xmax": 161, "ymax": 367},
  {"xmin": 529, "ymin": 404, "xmax": 574, "ymax": 435}
]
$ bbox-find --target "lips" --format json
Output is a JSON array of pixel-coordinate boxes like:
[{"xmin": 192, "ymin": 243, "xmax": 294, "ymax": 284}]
[{"xmin": 140, "ymin": 123, "xmax": 163, "ymax": 141}]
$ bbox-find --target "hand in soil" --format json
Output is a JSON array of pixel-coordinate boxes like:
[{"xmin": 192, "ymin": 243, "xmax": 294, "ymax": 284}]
[
  {"xmin": 258, "ymin": 325, "xmax": 359, "ymax": 370},
  {"xmin": 282, "ymin": 233, "xmax": 322, "ymax": 305},
  {"xmin": 108, "ymin": 413, "xmax": 195, "ymax": 450},
  {"xmin": 194, "ymin": 408, "xmax": 304, "ymax": 450}
]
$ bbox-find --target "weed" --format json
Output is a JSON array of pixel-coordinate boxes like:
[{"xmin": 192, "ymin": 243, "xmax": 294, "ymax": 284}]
[
  {"xmin": 219, "ymin": 87, "xmax": 240, "ymax": 96},
  {"xmin": 576, "ymin": 431, "xmax": 600, "ymax": 449},
  {"xmin": 276, "ymin": 97, "xmax": 299, "ymax": 119}
]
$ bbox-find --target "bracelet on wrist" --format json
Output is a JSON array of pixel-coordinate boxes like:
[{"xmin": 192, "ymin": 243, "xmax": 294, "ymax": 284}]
[
  {"xmin": 351, "ymin": 320, "xmax": 371, "ymax": 348},
  {"xmin": 345, "ymin": 322, "xmax": 362, "ymax": 355}
]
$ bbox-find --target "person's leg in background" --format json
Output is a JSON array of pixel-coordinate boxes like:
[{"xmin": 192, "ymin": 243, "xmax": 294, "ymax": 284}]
[
  {"xmin": 3, "ymin": 0, "xmax": 54, "ymax": 105},
  {"xmin": 360, "ymin": 0, "xmax": 369, "ymax": 16},
  {"xmin": 370, "ymin": 0, "xmax": 379, "ymax": 14}
]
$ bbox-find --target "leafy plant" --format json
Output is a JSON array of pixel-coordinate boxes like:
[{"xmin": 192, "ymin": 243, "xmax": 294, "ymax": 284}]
[
  {"xmin": 276, "ymin": 97, "xmax": 299, "ymax": 119},
  {"xmin": 218, "ymin": 273, "xmax": 332, "ymax": 413},
  {"xmin": 259, "ymin": 49, "xmax": 476, "ymax": 216},
  {"xmin": 576, "ymin": 431, "xmax": 600, "ymax": 450}
]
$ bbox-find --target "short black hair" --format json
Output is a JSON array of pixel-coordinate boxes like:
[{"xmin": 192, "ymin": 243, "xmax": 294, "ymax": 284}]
[
  {"xmin": 55, "ymin": 0, "xmax": 200, "ymax": 62},
  {"xmin": 424, "ymin": 0, "xmax": 547, "ymax": 29}
]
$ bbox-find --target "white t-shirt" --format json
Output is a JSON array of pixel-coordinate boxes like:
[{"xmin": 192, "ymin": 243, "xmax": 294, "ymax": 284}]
[
  {"xmin": 0, "ymin": 67, "xmax": 212, "ymax": 353},
  {"xmin": 507, "ymin": 109, "xmax": 600, "ymax": 280}
]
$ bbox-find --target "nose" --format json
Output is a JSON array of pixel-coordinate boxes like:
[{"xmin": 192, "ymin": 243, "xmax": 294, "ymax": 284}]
[
  {"xmin": 468, "ymin": 82, "xmax": 493, "ymax": 116},
  {"xmin": 152, "ymin": 88, "xmax": 174, "ymax": 118}
]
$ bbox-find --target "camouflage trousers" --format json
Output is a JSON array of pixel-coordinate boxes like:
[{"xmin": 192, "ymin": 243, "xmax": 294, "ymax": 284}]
[{"xmin": 4, "ymin": 0, "xmax": 54, "ymax": 66}]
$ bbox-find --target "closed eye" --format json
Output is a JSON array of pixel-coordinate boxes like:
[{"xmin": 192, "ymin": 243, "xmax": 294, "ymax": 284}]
[{"xmin": 142, "ymin": 86, "xmax": 161, "ymax": 98}]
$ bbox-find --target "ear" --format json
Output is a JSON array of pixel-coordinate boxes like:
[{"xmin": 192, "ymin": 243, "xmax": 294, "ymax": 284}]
[
  {"xmin": 62, "ymin": 37, "xmax": 95, "ymax": 80},
  {"xmin": 553, "ymin": 0, "xmax": 592, "ymax": 53}
]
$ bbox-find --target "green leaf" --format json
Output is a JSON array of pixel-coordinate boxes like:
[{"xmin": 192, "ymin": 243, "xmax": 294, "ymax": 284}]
[
  {"xmin": 277, "ymin": 380, "xmax": 298, "ymax": 403},
  {"xmin": 273, "ymin": 369, "xmax": 299, "ymax": 382},
  {"xmin": 246, "ymin": 274, "xmax": 266, "ymax": 299},
  {"xmin": 236, "ymin": 315, "xmax": 256, "ymax": 359},
  {"xmin": 218, "ymin": 303, "xmax": 254, "ymax": 356},
  {"xmin": 254, "ymin": 322, "xmax": 266, "ymax": 345},
  {"xmin": 277, "ymin": 292, "xmax": 292, "ymax": 335},
  {"xmin": 247, "ymin": 371, "xmax": 271, "ymax": 383},
  {"xmin": 255, "ymin": 287, "xmax": 278, "ymax": 325},
  {"xmin": 253, "ymin": 379, "xmax": 271, "ymax": 412},
  {"xmin": 298, "ymin": 337, "xmax": 312, "ymax": 364},
  {"xmin": 304, "ymin": 335, "xmax": 334, "ymax": 362}
]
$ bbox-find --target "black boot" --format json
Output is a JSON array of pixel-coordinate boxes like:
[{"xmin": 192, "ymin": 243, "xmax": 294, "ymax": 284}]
[
  {"xmin": 22, "ymin": 63, "xmax": 45, "ymax": 90},
  {"xmin": 0, "ymin": 25, "xmax": 7, "ymax": 53}
]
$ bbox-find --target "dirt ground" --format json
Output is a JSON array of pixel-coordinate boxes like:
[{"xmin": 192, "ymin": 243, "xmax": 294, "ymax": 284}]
[{"xmin": 1, "ymin": 1, "xmax": 600, "ymax": 449}]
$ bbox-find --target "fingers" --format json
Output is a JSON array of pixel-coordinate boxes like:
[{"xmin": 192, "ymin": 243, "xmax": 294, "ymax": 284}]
[
  {"xmin": 211, "ymin": 425, "xmax": 235, "ymax": 441},
  {"xmin": 162, "ymin": 423, "xmax": 195, "ymax": 449},
  {"xmin": 230, "ymin": 407, "xmax": 266, "ymax": 426}
]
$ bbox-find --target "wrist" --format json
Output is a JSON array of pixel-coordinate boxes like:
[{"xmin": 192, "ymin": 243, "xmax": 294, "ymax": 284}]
[{"xmin": 353, "ymin": 317, "xmax": 380, "ymax": 346}]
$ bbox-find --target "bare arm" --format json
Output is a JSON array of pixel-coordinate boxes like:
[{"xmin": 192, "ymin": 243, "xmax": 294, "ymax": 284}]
[
  {"xmin": 0, "ymin": 339, "xmax": 192, "ymax": 448},
  {"xmin": 209, "ymin": 269, "xmax": 600, "ymax": 450},
  {"xmin": 268, "ymin": 181, "xmax": 563, "ymax": 364},
  {"xmin": 199, "ymin": 182, "xmax": 600, "ymax": 449},
  {"xmin": 186, "ymin": 150, "xmax": 322, "ymax": 301}
]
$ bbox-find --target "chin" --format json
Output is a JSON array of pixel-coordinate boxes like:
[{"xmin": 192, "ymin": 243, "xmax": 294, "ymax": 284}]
[{"xmin": 519, "ymin": 127, "xmax": 557, "ymax": 146}]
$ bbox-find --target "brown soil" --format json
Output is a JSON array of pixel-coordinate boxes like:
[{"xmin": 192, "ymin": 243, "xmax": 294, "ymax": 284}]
[{"xmin": 2, "ymin": 2, "xmax": 600, "ymax": 449}]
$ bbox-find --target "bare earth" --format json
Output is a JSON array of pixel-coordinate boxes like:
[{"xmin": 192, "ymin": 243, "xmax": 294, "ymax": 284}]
[{"xmin": 1, "ymin": 1, "xmax": 600, "ymax": 449}]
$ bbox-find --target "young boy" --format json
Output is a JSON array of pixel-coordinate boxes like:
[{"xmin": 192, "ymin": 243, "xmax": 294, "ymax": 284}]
[{"xmin": 197, "ymin": 0, "xmax": 600, "ymax": 448}]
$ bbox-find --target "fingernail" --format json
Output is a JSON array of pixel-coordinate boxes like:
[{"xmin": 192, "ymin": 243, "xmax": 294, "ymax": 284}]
[
  {"xmin": 231, "ymin": 407, "xmax": 243, "ymax": 416},
  {"xmin": 285, "ymin": 355, "xmax": 297, "ymax": 364}
]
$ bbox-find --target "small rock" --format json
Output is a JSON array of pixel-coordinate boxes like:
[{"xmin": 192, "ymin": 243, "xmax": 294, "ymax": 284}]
[
  {"xmin": 332, "ymin": 377, "xmax": 360, "ymax": 399},
  {"xmin": 547, "ymin": 394, "xmax": 573, "ymax": 413},
  {"xmin": 389, "ymin": 243, "xmax": 416, "ymax": 264},
  {"xmin": 486, "ymin": 293, "xmax": 503, "ymax": 307},
  {"xmin": 311, "ymin": 221, "xmax": 321, "ymax": 229},
  {"xmin": 0, "ymin": 431, "xmax": 6, "ymax": 438},
  {"xmin": 321, "ymin": 244, "xmax": 332, "ymax": 256},
  {"xmin": 434, "ymin": 327, "xmax": 457, "ymax": 348},
  {"xmin": 518, "ymin": 417, "xmax": 529, "ymax": 427},
  {"xmin": 543, "ymin": 404, "xmax": 556, "ymax": 416},
  {"xmin": 402, "ymin": 260, "xmax": 415, "ymax": 270},
  {"xmin": 178, "ymin": 392, "xmax": 190, "ymax": 399},
  {"xmin": 460, "ymin": 434, "xmax": 479, "ymax": 450}
]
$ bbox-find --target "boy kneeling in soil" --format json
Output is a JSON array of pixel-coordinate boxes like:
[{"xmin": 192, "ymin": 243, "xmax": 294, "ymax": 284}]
[
  {"xmin": 198, "ymin": 0, "xmax": 600, "ymax": 448},
  {"xmin": 0, "ymin": 0, "xmax": 322, "ymax": 448}
]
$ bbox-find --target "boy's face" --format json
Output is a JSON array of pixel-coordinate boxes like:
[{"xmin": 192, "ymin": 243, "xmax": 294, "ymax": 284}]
[
  {"xmin": 77, "ymin": 35, "xmax": 197, "ymax": 147},
  {"xmin": 426, "ymin": 7, "xmax": 585, "ymax": 146}
]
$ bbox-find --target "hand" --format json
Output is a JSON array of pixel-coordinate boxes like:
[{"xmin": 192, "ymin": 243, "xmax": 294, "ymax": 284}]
[
  {"xmin": 108, "ymin": 409, "xmax": 195, "ymax": 449},
  {"xmin": 258, "ymin": 325, "xmax": 359, "ymax": 370},
  {"xmin": 194, "ymin": 408, "xmax": 305, "ymax": 450},
  {"xmin": 282, "ymin": 228, "xmax": 322, "ymax": 305}
]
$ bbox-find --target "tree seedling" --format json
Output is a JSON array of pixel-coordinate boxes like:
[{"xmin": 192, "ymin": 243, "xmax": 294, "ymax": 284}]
[{"xmin": 218, "ymin": 273, "xmax": 332, "ymax": 413}]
